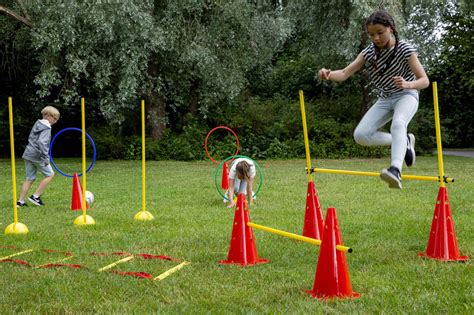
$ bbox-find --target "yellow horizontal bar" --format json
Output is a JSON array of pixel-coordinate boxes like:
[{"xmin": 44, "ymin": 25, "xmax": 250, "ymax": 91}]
[
  {"xmin": 248, "ymin": 222, "xmax": 352, "ymax": 253},
  {"xmin": 154, "ymin": 261, "xmax": 190, "ymax": 281},
  {"xmin": 98, "ymin": 255, "xmax": 134, "ymax": 272},
  {"xmin": 0, "ymin": 249, "xmax": 34, "ymax": 260},
  {"xmin": 310, "ymin": 167, "xmax": 454, "ymax": 183}
]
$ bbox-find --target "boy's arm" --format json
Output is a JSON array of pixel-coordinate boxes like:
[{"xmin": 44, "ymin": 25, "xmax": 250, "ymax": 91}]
[{"xmin": 37, "ymin": 129, "xmax": 51, "ymax": 165}]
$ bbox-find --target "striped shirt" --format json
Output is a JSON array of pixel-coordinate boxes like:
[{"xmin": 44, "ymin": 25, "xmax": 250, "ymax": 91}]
[{"xmin": 362, "ymin": 40, "xmax": 417, "ymax": 98}]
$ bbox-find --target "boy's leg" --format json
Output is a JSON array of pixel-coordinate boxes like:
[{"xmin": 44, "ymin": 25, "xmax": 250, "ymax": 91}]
[
  {"xmin": 19, "ymin": 180, "xmax": 34, "ymax": 202},
  {"xmin": 19, "ymin": 160, "xmax": 36, "ymax": 202},
  {"xmin": 32, "ymin": 174, "xmax": 54, "ymax": 197},
  {"xmin": 353, "ymin": 98, "xmax": 393, "ymax": 146}
]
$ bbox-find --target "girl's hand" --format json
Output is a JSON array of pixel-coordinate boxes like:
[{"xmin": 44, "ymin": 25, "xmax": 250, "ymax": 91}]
[
  {"xmin": 226, "ymin": 201, "xmax": 235, "ymax": 209},
  {"xmin": 393, "ymin": 76, "xmax": 411, "ymax": 89},
  {"xmin": 318, "ymin": 68, "xmax": 331, "ymax": 80}
]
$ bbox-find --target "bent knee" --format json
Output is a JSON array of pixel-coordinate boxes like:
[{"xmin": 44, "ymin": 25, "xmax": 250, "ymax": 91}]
[{"xmin": 353, "ymin": 129, "xmax": 371, "ymax": 146}]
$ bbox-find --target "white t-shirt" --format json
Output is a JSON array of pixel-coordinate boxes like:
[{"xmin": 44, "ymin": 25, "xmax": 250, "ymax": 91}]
[{"xmin": 228, "ymin": 158, "xmax": 256, "ymax": 180}]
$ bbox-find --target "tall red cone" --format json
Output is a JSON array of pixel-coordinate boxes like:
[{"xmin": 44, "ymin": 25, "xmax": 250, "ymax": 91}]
[
  {"xmin": 219, "ymin": 193, "xmax": 268, "ymax": 266},
  {"xmin": 302, "ymin": 181, "xmax": 324, "ymax": 240},
  {"xmin": 221, "ymin": 162, "xmax": 229, "ymax": 190},
  {"xmin": 418, "ymin": 187, "xmax": 468, "ymax": 261},
  {"xmin": 71, "ymin": 173, "xmax": 88, "ymax": 211},
  {"xmin": 306, "ymin": 207, "xmax": 360, "ymax": 300}
]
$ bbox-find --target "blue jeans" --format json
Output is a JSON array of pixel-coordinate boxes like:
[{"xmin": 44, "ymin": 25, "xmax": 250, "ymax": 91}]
[{"xmin": 353, "ymin": 89, "xmax": 419, "ymax": 171}]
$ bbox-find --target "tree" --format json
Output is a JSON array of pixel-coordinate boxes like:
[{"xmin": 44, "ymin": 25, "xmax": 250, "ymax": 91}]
[{"xmin": 1, "ymin": 1, "xmax": 292, "ymax": 139}]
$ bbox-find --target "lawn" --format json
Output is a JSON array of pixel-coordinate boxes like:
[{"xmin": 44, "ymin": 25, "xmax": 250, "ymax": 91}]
[{"xmin": 0, "ymin": 156, "xmax": 472, "ymax": 313}]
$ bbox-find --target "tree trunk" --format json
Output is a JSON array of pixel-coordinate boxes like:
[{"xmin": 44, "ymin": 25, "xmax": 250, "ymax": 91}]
[
  {"xmin": 189, "ymin": 80, "xmax": 200, "ymax": 114},
  {"xmin": 146, "ymin": 61, "xmax": 166, "ymax": 140}
]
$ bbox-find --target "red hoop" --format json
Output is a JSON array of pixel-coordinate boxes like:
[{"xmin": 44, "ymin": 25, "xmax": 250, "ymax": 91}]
[{"xmin": 204, "ymin": 126, "xmax": 240, "ymax": 164}]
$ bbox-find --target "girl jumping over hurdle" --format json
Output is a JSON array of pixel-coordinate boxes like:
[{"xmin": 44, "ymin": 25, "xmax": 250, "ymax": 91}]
[
  {"xmin": 225, "ymin": 157, "xmax": 256, "ymax": 208},
  {"xmin": 318, "ymin": 9, "xmax": 429, "ymax": 189}
]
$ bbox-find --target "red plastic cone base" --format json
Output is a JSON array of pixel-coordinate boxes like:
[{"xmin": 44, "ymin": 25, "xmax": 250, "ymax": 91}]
[
  {"xmin": 71, "ymin": 173, "xmax": 88, "ymax": 211},
  {"xmin": 418, "ymin": 187, "xmax": 468, "ymax": 262},
  {"xmin": 219, "ymin": 193, "xmax": 268, "ymax": 266},
  {"xmin": 221, "ymin": 162, "xmax": 229, "ymax": 190},
  {"xmin": 302, "ymin": 181, "xmax": 324, "ymax": 240},
  {"xmin": 306, "ymin": 207, "xmax": 360, "ymax": 300}
]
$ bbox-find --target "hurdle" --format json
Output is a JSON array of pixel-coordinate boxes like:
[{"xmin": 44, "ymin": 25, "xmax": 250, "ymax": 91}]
[{"xmin": 248, "ymin": 222, "xmax": 352, "ymax": 253}]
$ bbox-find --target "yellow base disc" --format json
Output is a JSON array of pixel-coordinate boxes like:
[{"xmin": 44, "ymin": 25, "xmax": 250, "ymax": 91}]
[
  {"xmin": 134, "ymin": 211, "xmax": 154, "ymax": 221},
  {"xmin": 4, "ymin": 222, "xmax": 29, "ymax": 235},
  {"xmin": 74, "ymin": 215, "xmax": 96, "ymax": 226}
]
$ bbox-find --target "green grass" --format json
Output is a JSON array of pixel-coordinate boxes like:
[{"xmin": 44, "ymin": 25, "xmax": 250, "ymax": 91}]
[{"xmin": 0, "ymin": 157, "xmax": 472, "ymax": 313}]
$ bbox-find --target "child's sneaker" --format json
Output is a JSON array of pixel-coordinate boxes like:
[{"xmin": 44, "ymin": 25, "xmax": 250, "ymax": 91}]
[
  {"xmin": 28, "ymin": 195, "xmax": 45, "ymax": 206},
  {"xmin": 16, "ymin": 201, "xmax": 27, "ymax": 208},
  {"xmin": 380, "ymin": 166, "xmax": 402, "ymax": 189},
  {"xmin": 405, "ymin": 133, "xmax": 416, "ymax": 167}
]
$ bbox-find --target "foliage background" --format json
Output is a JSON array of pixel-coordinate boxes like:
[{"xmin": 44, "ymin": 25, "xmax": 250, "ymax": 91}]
[{"xmin": 0, "ymin": 0, "xmax": 472, "ymax": 160}]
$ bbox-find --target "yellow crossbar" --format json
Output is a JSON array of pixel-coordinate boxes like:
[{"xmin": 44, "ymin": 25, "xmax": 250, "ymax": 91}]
[
  {"xmin": 154, "ymin": 261, "xmax": 190, "ymax": 281},
  {"xmin": 0, "ymin": 249, "xmax": 34, "ymax": 260},
  {"xmin": 98, "ymin": 255, "xmax": 134, "ymax": 272},
  {"xmin": 247, "ymin": 222, "xmax": 352, "ymax": 253},
  {"xmin": 309, "ymin": 167, "xmax": 454, "ymax": 183}
]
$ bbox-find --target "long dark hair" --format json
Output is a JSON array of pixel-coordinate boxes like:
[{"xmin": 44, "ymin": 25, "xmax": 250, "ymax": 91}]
[{"xmin": 365, "ymin": 10, "xmax": 399, "ymax": 72}]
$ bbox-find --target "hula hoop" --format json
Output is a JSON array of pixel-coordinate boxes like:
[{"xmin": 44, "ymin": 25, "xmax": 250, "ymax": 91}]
[
  {"xmin": 215, "ymin": 155, "xmax": 262, "ymax": 201},
  {"xmin": 204, "ymin": 126, "xmax": 240, "ymax": 164},
  {"xmin": 49, "ymin": 127, "xmax": 97, "ymax": 178}
]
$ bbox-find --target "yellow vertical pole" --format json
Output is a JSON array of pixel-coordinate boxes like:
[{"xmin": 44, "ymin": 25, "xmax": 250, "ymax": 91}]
[
  {"xmin": 299, "ymin": 90, "xmax": 313, "ymax": 182},
  {"xmin": 5, "ymin": 97, "xmax": 28, "ymax": 234},
  {"xmin": 141, "ymin": 100, "xmax": 146, "ymax": 213},
  {"xmin": 134, "ymin": 100, "xmax": 154, "ymax": 221},
  {"xmin": 81, "ymin": 97, "xmax": 88, "ymax": 220},
  {"xmin": 74, "ymin": 98, "xmax": 94, "ymax": 225},
  {"xmin": 8, "ymin": 97, "xmax": 18, "ymax": 224},
  {"xmin": 432, "ymin": 82, "xmax": 445, "ymax": 188}
]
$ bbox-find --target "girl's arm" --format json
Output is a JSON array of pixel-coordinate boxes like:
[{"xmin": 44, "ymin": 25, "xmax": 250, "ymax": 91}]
[
  {"xmin": 227, "ymin": 179, "xmax": 235, "ymax": 208},
  {"xmin": 247, "ymin": 177, "xmax": 254, "ymax": 206},
  {"xmin": 393, "ymin": 54, "xmax": 430, "ymax": 89},
  {"xmin": 319, "ymin": 53, "xmax": 365, "ymax": 82}
]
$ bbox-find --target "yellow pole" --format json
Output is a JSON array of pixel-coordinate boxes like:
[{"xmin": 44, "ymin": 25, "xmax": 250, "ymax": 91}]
[
  {"xmin": 248, "ymin": 222, "xmax": 352, "ymax": 253},
  {"xmin": 74, "ymin": 98, "xmax": 95, "ymax": 225},
  {"xmin": 8, "ymin": 97, "xmax": 18, "ymax": 224},
  {"xmin": 98, "ymin": 255, "xmax": 134, "ymax": 272},
  {"xmin": 0, "ymin": 249, "xmax": 34, "ymax": 260},
  {"xmin": 432, "ymin": 82, "xmax": 446, "ymax": 188},
  {"xmin": 34, "ymin": 255, "xmax": 74, "ymax": 268},
  {"xmin": 141, "ymin": 100, "xmax": 146, "ymax": 212},
  {"xmin": 299, "ymin": 90, "xmax": 313, "ymax": 182},
  {"xmin": 81, "ymin": 97, "xmax": 87, "ymax": 221},
  {"xmin": 134, "ymin": 100, "xmax": 154, "ymax": 221},
  {"xmin": 154, "ymin": 261, "xmax": 190, "ymax": 281},
  {"xmin": 310, "ymin": 167, "xmax": 453, "ymax": 183}
]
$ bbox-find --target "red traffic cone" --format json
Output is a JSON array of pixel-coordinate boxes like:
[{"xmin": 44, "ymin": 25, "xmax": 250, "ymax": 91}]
[
  {"xmin": 306, "ymin": 207, "xmax": 360, "ymax": 300},
  {"xmin": 221, "ymin": 162, "xmax": 229, "ymax": 190},
  {"xmin": 71, "ymin": 173, "xmax": 88, "ymax": 211},
  {"xmin": 219, "ymin": 193, "xmax": 268, "ymax": 266},
  {"xmin": 302, "ymin": 181, "xmax": 324, "ymax": 240},
  {"xmin": 418, "ymin": 187, "xmax": 468, "ymax": 261}
]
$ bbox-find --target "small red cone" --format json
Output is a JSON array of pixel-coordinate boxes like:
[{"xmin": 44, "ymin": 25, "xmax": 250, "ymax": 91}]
[
  {"xmin": 71, "ymin": 173, "xmax": 88, "ymax": 211},
  {"xmin": 306, "ymin": 207, "xmax": 360, "ymax": 300},
  {"xmin": 302, "ymin": 181, "xmax": 324, "ymax": 240},
  {"xmin": 221, "ymin": 162, "xmax": 229, "ymax": 190},
  {"xmin": 418, "ymin": 187, "xmax": 468, "ymax": 261},
  {"xmin": 219, "ymin": 193, "xmax": 268, "ymax": 266}
]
